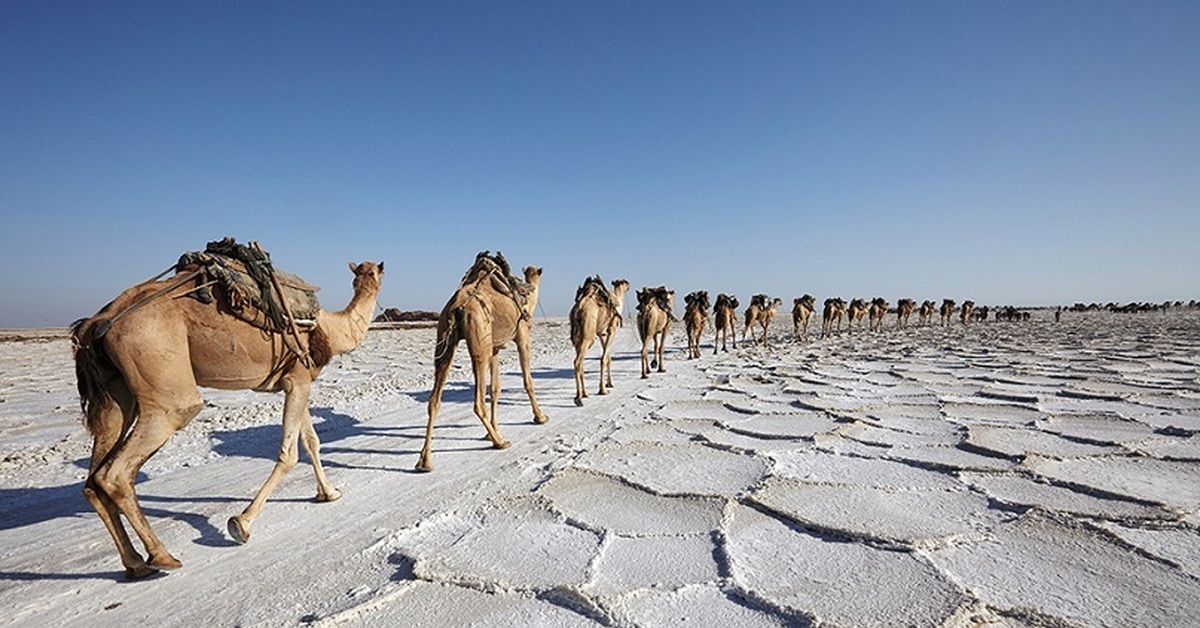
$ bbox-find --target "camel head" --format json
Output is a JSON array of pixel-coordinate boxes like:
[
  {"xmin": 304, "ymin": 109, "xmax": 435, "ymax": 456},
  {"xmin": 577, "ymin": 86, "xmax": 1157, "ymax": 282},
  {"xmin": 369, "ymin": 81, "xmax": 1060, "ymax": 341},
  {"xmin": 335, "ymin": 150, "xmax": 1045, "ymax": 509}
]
[
  {"xmin": 349, "ymin": 261, "xmax": 385, "ymax": 294},
  {"xmin": 523, "ymin": 266, "xmax": 543, "ymax": 286},
  {"xmin": 611, "ymin": 279, "xmax": 630, "ymax": 297}
]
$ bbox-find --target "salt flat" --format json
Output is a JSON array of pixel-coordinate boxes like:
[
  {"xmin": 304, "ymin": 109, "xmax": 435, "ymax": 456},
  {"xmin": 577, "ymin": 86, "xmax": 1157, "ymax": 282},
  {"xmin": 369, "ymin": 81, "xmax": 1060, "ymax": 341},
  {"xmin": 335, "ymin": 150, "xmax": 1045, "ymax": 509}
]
[{"xmin": 2, "ymin": 309, "xmax": 1199, "ymax": 627}]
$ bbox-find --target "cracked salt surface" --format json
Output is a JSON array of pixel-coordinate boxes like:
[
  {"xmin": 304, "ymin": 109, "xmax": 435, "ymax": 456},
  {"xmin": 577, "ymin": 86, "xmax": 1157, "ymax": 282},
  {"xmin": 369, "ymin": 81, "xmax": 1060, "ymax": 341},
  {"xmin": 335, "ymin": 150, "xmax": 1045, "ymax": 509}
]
[{"xmin": 7, "ymin": 312, "xmax": 1200, "ymax": 627}]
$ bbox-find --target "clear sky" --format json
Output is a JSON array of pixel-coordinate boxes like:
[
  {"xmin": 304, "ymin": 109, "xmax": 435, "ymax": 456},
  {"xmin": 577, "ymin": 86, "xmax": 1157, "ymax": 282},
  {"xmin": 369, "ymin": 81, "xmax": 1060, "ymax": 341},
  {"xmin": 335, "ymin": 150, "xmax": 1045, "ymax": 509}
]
[{"xmin": 2, "ymin": 1, "xmax": 1198, "ymax": 327}]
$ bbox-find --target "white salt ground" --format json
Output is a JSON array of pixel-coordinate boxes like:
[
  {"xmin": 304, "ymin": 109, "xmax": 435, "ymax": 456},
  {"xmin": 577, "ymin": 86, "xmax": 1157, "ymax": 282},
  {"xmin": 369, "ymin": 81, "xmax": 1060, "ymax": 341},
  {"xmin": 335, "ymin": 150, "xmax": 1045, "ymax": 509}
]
[{"xmin": 2, "ymin": 309, "xmax": 1200, "ymax": 627}]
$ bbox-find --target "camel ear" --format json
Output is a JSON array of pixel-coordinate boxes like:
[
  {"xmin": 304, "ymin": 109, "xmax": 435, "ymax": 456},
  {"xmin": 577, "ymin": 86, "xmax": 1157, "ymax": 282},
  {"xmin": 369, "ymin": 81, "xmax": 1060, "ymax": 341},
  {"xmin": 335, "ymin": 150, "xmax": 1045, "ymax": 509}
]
[
  {"xmin": 378, "ymin": 261, "xmax": 385, "ymax": 273},
  {"xmin": 349, "ymin": 262, "xmax": 358, "ymax": 274}
]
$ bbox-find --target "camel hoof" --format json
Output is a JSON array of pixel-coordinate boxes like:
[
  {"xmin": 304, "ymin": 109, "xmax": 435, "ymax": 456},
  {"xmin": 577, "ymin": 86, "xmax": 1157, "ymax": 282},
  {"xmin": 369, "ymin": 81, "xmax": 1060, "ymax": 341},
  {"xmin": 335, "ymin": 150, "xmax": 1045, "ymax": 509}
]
[
  {"xmin": 148, "ymin": 552, "xmax": 182, "ymax": 571},
  {"xmin": 415, "ymin": 463, "xmax": 433, "ymax": 473},
  {"xmin": 598, "ymin": 389, "xmax": 609, "ymax": 396},
  {"xmin": 317, "ymin": 488, "xmax": 342, "ymax": 503},
  {"xmin": 125, "ymin": 563, "xmax": 160, "ymax": 580},
  {"xmin": 227, "ymin": 516, "xmax": 250, "ymax": 545},
  {"xmin": 574, "ymin": 397, "xmax": 583, "ymax": 407},
  {"xmin": 494, "ymin": 440, "xmax": 511, "ymax": 450},
  {"xmin": 534, "ymin": 414, "xmax": 549, "ymax": 425}
]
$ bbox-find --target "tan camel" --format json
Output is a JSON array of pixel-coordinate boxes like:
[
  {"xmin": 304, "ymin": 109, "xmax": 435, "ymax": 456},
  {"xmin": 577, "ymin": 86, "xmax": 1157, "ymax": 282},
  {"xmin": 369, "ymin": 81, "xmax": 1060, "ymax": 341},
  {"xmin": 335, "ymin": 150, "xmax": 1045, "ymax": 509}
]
[
  {"xmin": 847, "ymin": 298, "xmax": 869, "ymax": 334},
  {"xmin": 822, "ymin": 297, "xmax": 847, "ymax": 337},
  {"xmin": 919, "ymin": 300, "xmax": 936, "ymax": 326},
  {"xmin": 960, "ymin": 300, "xmax": 976, "ymax": 324},
  {"xmin": 569, "ymin": 276, "xmax": 630, "ymax": 406},
  {"xmin": 939, "ymin": 299, "xmax": 957, "ymax": 326},
  {"xmin": 867, "ymin": 297, "xmax": 889, "ymax": 332},
  {"xmin": 637, "ymin": 286, "xmax": 674, "ymax": 377},
  {"xmin": 420, "ymin": 252, "xmax": 547, "ymax": 472},
  {"xmin": 743, "ymin": 294, "xmax": 782, "ymax": 346},
  {"xmin": 72, "ymin": 253, "xmax": 383, "ymax": 578},
  {"xmin": 683, "ymin": 290, "xmax": 710, "ymax": 359},
  {"xmin": 713, "ymin": 293, "xmax": 739, "ymax": 353},
  {"xmin": 896, "ymin": 298, "xmax": 917, "ymax": 329},
  {"xmin": 791, "ymin": 294, "xmax": 816, "ymax": 341}
]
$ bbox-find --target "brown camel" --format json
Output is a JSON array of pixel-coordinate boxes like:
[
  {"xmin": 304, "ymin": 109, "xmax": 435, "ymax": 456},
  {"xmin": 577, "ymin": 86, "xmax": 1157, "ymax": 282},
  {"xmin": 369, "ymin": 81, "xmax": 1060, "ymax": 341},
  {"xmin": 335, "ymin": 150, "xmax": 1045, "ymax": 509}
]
[
  {"xmin": 569, "ymin": 276, "xmax": 630, "ymax": 406},
  {"xmin": 420, "ymin": 252, "xmax": 547, "ymax": 472},
  {"xmin": 743, "ymin": 294, "xmax": 782, "ymax": 346},
  {"xmin": 713, "ymin": 293, "xmax": 739, "ymax": 353},
  {"xmin": 960, "ymin": 300, "xmax": 976, "ymax": 324},
  {"xmin": 896, "ymin": 298, "xmax": 917, "ymax": 329},
  {"xmin": 847, "ymin": 298, "xmax": 869, "ymax": 334},
  {"xmin": 72, "ymin": 249, "xmax": 383, "ymax": 578},
  {"xmin": 919, "ymin": 300, "xmax": 937, "ymax": 326},
  {"xmin": 792, "ymin": 294, "xmax": 816, "ymax": 341},
  {"xmin": 683, "ymin": 290, "xmax": 710, "ymax": 359},
  {"xmin": 868, "ymin": 297, "xmax": 890, "ymax": 332},
  {"xmin": 822, "ymin": 297, "xmax": 847, "ymax": 337},
  {"xmin": 637, "ymin": 286, "xmax": 674, "ymax": 377},
  {"xmin": 939, "ymin": 299, "xmax": 957, "ymax": 327}
]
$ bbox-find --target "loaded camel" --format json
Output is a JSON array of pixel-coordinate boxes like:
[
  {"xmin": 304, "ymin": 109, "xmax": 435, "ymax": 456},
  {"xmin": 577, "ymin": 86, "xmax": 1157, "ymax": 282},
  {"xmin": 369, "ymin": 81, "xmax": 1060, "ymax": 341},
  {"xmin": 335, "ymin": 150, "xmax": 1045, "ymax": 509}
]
[
  {"xmin": 960, "ymin": 300, "xmax": 976, "ymax": 325},
  {"xmin": 896, "ymin": 298, "xmax": 917, "ymax": 329},
  {"xmin": 713, "ymin": 293, "xmax": 739, "ymax": 353},
  {"xmin": 743, "ymin": 294, "xmax": 783, "ymax": 346},
  {"xmin": 683, "ymin": 290, "xmax": 710, "ymax": 359},
  {"xmin": 868, "ymin": 297, "xmax": 890, "ymax": 332},
  {"xmin": 637, "ymin": 286, "xmax": 674, "ymax": 377},
  {"xmin": 792, "ymin": 294, "xmax": 816, "ymax": 341},
  {"xmin": 569, "ymin": 276, "xmax": 630, "ymax": 406},
  {"xmin": 822, "ymin": 297, "xmax": 847, "ymax": 337},
  {"xmin": 420, "ymin": 252, "xmax": 547, "ymax": 472},
  {"xmin": 847, "ymin": 298, "xmax": 869, "ymax": 334},
  {"xmin": 919, "ymin": 300, "xmax": 937, "ymax": 326},
  {"xmin": 72, "ymin": 241, "xmax": 383, "ymax": 578},
  {"xmin": 939, "ymin": 299, "xmax": 957, "ymax": 327}
]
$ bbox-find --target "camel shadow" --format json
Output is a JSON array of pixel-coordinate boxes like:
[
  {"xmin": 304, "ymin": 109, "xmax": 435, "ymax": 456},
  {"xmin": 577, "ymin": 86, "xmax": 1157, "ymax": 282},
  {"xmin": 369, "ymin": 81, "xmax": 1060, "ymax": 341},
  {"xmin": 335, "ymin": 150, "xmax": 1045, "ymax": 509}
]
[
  {"xmin": 210, "ymin": 407, "xmax": 402, "ymax": 461},
  {"xmin": 0, "ymin": 484, "xmax": 91, "ymax": 532}
]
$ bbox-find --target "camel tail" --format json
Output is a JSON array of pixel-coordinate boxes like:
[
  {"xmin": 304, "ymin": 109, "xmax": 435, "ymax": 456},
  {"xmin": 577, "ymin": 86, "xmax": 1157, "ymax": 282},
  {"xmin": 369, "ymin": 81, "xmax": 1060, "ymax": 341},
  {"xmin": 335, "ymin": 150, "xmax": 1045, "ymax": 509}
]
[{"xmin": 71, "ymin": 318, "xmax": 119, "ymax": 436}]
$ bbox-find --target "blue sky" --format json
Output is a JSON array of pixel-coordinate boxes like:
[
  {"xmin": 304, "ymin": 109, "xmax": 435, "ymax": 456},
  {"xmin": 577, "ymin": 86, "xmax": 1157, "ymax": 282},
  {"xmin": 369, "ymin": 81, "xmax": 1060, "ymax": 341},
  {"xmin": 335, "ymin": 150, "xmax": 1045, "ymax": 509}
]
[{"xmin": 2, "ymin": 1, "xmax": 1197, "ymax": 327}]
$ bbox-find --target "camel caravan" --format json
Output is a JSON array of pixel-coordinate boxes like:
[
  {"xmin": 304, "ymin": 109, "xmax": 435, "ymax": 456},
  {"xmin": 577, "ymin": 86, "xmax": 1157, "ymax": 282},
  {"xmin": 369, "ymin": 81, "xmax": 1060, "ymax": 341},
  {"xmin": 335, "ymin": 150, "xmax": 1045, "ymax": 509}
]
[{"xmin": 71, "ymin": 238, "xmax": 1037, "ymax": 578}]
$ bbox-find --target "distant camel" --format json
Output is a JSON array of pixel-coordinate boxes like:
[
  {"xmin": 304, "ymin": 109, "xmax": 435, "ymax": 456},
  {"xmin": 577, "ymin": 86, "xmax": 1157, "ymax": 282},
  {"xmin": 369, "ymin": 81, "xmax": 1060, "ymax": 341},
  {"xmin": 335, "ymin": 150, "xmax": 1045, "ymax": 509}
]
[
  {"xmin": 713, "ymin": 293, "xmax": 739, "ymax": 353},
  {"xmin": 569, "ymin": 276, "xmax": 630, "ymax": 406},
  {"xmin": 822, "ymin": 297, "xmax": 847, "ymax": 337},
  {"xmin": 896, "ymin": 298, "xmax": 917, "ymax": 329},
  {"xmin": 960, "ymin": 300, "xmax": 976, "ymax": 325},
  {"xmin": 868, "ymin": 297, "xmax": 890, "ymax": 332},
  {"xmin": 72, "ymin": 242, "xmax": 382, "ymax": 577},
  {"xmin": 683, "ymin": 290, "xmax": 710, "ymax": 359},
  {"xmin": 919, "ymin": 300, "xmax": 936, "ymax": 326},
  {"xmin": 939, "ymin": 299, "xmax": 957, "ymax": 327},
  {"xmin": 792, "ymin": 294, "xmax": 816, "ymax": 341},
  {"xmin": 420, "ymin": 252, "xmax": 547, "ymax": 472},
  {"xmin": 637, "ymin": 286, "xmax": 674, "ymax": 378},
  {"xmin": 847, "ymin": 298, "xmax": 869, "ymax": 334},
  {"xmin": 743, "ymin": 294, "xmax": 783, "ymax": 346}
]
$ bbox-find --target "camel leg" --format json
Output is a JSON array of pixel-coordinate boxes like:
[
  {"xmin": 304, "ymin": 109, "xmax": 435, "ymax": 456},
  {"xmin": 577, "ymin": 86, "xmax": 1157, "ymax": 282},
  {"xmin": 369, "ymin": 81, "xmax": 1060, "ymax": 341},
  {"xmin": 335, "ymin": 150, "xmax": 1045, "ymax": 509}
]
[
  {"xmin": 299, "ymin": 408, "xmax": 340, "ymax": 502},
  {"xmin": 417, "ymin": 332, "xmax": 457, "ymax": 472},
  {"xmin": 656, "ymin": 330, "xmax": 667, "ymax": 373},
  {"xmin": 573, "ymin": 335, "xmax": 592, "ymax": 406},
  {"xmin": 83, "ymin": 394, "xmax": 157, "ymax": 579},
  {"xmin": 599, "ymin": 336, "xmax": 613, "ymax": 395},
  {"xmin": 468, "ymin": 346, "xmax": 510, "ymax": 449},
  {"xmin": 640, "ymin": 337, "xmax": 650, "ymax": 378},
  {"xmin": 488, "ymin": 351, "xmax": 503, "ymax": 437},
  {"xmin": 93, "ymin": 395, "xmax": 202, "ymax": 573},
  {"xmin": 228, "ymin": 373, "xmax": 312, "ymax": 544},
  {"xmin": 516, "ymin": 326, "xmax": 549, "ymax": 424}
]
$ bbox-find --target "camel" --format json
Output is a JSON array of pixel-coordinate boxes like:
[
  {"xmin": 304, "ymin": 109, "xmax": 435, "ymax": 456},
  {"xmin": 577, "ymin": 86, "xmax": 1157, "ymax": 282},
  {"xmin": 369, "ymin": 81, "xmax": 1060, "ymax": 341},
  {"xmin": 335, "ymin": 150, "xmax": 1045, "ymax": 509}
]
[
  {"xmin": 919, "ymin": 300, "xmax": 937, "ymax": 326},
  {"xmin": 683, "ymin": 290, "xmax": 710, "ymax": 359},
  {"xmin": 896, "ymin": 298, "xmax": 917, "ymax": 329},
  {"xmin": 939, "ymin": 299, "xmax": 957, "ymax": 327},
  {"xmin": 712, "ymin": 293, "xmax": 739, "ymax": 353},
  {"xmin": 847, "ymin": 298, "xmax": 869, "ymax": 334},
  {"xmin": 821, "ymin": 297, "xmax": 847, "ymax": 337},
  {"xmin": 960, "ymin": 300, "xmax": 976, "ymax": 325},
  {"xmin": 72, "ymin": 246, "xmax": 383, "ymax": 578},
  {"xmin": 743, "ymin": 294, "xmax": 782, "ymax": 346},
  {"xmin": 569, "ymin": 276, "xmax": 630, "ymax": 406},
  {"xmin": 868, "ymin": 297, "xmax": 890, "ymax": 332},
  {"xmin": 792, "ymin": 294, "xmax": 816, "ymax": 341},
  {"xmin": 636, "ymin": 286, "xmax": 674, "ymax": 378},
  {"xmin": 420, "ymin": 252, "xmax": 547, "ymax": 472}
]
